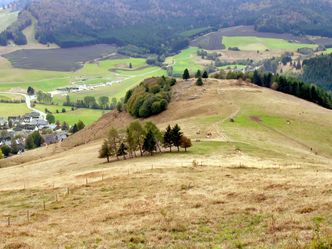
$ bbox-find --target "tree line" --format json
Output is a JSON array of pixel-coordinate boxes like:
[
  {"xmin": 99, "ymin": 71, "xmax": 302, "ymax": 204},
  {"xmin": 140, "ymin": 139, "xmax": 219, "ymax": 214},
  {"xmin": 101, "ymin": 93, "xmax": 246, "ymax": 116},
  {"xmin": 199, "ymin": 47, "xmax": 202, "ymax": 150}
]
[
  {"xmin": 63, "ymin": 95, "xmax": 124, "ymax": 111},
  {"xmin": 99, "ymin": 121, "xmax": 192, "ymax": 162}
]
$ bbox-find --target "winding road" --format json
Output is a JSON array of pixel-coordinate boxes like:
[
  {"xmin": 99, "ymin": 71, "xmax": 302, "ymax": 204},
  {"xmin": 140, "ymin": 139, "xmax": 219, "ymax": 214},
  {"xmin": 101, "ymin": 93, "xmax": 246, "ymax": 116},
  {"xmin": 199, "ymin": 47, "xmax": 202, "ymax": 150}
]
[{"xmin": 0, "ymin": 91, "xmax": 47, "ymax": 120}]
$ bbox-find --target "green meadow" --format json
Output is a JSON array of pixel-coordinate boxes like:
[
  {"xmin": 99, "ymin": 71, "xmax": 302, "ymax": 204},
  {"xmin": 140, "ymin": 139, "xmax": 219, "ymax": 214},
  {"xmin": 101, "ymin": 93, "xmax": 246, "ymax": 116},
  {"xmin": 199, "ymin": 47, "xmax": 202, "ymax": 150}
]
[
  {"xmin": 0, "ymin": 57, "xmax": 164, "ymax": 93},
  {"xmin": 0, "ymin": 103, "xmax": 30, "ymax": 117},
  {"xmin": 165, "ymin": 47, "xmax": 203, "ymax": 75},
  {"xmin": 52, "ymin": 108, "xmax": 105, "ymax": 125},
  {"xmin": 222, "ymin": 36, "xmax": 318, "ymax": 51}
]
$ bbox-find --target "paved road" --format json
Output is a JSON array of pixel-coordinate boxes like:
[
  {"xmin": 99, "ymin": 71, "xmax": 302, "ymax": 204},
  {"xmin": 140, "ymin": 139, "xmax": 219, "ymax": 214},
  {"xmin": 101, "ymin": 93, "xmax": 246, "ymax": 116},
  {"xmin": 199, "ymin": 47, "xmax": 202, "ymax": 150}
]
[{"xmin": 0, "ymin": 91, "xmax": 46, "ymax": 120}]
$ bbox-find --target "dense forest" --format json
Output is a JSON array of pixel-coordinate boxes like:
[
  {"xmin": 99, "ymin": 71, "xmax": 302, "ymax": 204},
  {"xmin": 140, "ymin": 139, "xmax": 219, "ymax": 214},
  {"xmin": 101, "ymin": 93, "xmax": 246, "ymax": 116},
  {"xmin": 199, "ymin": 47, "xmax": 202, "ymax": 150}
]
[
  {"xmin": 302, "ymin": 54, "xmax": 332, "ymax": 91},
  {"xmin": 3, "ymin": 0, "xmax": 332, "ymax": 54}
]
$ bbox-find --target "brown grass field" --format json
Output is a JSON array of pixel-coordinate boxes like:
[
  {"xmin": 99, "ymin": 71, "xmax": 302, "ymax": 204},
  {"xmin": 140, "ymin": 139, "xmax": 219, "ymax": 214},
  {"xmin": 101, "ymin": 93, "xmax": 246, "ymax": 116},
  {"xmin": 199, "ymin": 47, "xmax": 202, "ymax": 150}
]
[{"xmin": 0, "ymin": 79, "xmax": 331, "ymax": 248}]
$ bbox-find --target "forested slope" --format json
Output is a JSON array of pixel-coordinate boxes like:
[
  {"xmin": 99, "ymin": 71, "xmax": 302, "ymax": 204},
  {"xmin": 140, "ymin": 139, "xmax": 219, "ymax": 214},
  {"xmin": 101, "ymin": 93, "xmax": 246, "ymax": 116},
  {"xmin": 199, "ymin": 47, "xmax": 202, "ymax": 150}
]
[{"xmin": 3, "ymin": 0, "xmax": 332, "ymax": 54}]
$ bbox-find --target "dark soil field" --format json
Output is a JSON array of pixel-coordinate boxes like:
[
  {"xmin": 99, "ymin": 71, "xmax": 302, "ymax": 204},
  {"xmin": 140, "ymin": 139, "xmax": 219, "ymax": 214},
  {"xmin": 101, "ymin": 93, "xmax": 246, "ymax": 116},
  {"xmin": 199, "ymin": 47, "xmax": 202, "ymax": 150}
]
[{"xmin": 2, "ymin": 44, "xmax": 118, "ymax": 72}]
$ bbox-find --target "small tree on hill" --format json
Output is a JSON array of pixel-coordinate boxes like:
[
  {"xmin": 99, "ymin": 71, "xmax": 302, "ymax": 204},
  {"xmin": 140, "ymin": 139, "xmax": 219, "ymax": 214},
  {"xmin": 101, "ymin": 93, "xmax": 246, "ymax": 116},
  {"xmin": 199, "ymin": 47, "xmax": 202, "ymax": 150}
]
[
  {"xmin": 171, "ymin": 124, "xmax": 182, "ymax": 152},
  {"xmin": 27, "ymin": 86, "xmax": 35, "ymax": 96},
  {"xmin": 99, "ymin": 140, "xmax": 112, "ymax": 162},
  {"xmin": 71, "ymin": 124, "xmax": 79, "ymax": 134},
  {"xmin": 46, "ymin": 114, "xmax": 55, "ymax": 124},
  {"xmin": 117, "ymin": 142, "xmax": 128, "ymax": 160},
  {"xmin": 196, "ymin": 77, "xmax": 203, "ymax": 86},
  {"xmin": 182, "ymin": 69, "xmax": 190, "ymax": 80},
  {"xmin": 0, "ymin": 149, "xmax": 3, "ymax": 159},
  {"xmin": 163, "ymin": 125, "xmax": 173, "ymax": 152},
  {"xmin": 127, "ymin": 121, "xmax": 146, "ymax": 156},
  {"xmin": 143, "ymin": 130, "xmax": 157, "ymax": 156},
  {"xmin": 109, "ymin": 127, "xmax": 120, "ymax": 160},
  {"xmin": 25, "ymin": 135, "xmax": 35, "ymax": 150},
  {"xmin": 180, "ymin": 136, "xmax": 192, "ymax": 152},
  {"xmin": 145, "ymin": 121, "xmax": 163, "ymax": 152},
  {"xmin": 195, "ymin": 70, "xmax": 202, "ymax": 78},
  {"xmin": 77, "ymin": 120, "xmax": 85, "ymax": 131},
  {"xmin": 202, "ymin": 71, "xmax": 209, "ymax": 79},
  {"xmin": 1, "ymin": 145, "xmax": 11, "ymax": 157}
]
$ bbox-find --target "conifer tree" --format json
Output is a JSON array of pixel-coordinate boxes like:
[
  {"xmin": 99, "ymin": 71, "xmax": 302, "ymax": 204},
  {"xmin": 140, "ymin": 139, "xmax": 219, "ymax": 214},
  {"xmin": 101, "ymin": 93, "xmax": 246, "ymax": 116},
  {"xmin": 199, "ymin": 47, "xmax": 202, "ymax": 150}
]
[
  {"xmin": 171, "ymin": 124, "xmax": 182, "ymax": 152},
  {"xmin": 182, "ymin": 69, "xmax": 190, "ymax": 80},
  {"xmin": 195, "ymin": 69, "xmax": 202, "ymax": 78},
  {"xmin": 143, "ymin": 130, "xmax": 157, "ymax": 156},
  {"xmin": 196, "ymin": 77, "xmax": 203, "ymax": 86},
  {"xmin": 163, "ymin": 125, "xmax": 173, "ymax": 152},
  {"xmin": 202, "ymin": 70, "xmax": 209, "ymax": 79}
]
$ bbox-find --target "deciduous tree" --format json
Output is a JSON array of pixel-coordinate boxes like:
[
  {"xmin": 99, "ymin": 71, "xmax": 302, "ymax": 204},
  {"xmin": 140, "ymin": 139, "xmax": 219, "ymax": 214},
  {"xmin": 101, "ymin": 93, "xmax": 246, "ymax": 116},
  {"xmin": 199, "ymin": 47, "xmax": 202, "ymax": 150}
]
[
  {"xmin": 180, "ymin": 136, "xmax": 192, "ymax": 152},
  {"xmin": 99, "ymin": 140, "xmax": 112, "ymax": 162}
]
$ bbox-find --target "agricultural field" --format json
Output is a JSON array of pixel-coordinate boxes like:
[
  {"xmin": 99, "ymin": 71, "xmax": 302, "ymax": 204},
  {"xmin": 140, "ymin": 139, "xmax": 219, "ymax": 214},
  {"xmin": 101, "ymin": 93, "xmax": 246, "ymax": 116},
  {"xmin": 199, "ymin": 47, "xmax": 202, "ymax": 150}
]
[
  {"xmin": 0, "ymin": 56, "xmax": 164, "ymax": 93},
  {"xmin": 0, "ymin": 103, "xmax": 29, "ymax": 117},
  {"xmin": 3, "ymin": 44, "xmax": 118, "ymax": 71},
  {"xmin": 0, "ymin": 10, "xmax": 18, "ymax": 32},
  {"xmin": 222, "ymin": 36, "xmax": 318, "ymax": 51},
  {"xmin": 165, "ymin": 47, "xmax": 206, "ymax": 75}
]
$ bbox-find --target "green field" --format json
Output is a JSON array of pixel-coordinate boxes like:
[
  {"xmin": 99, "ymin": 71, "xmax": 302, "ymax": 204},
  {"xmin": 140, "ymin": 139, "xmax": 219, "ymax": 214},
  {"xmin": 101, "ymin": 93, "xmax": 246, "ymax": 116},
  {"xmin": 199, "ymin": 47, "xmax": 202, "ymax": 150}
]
[
  {"xmin": 0, "ymin": 57, "xmax": 165, "ymax": 94},
  {"xmin": 222, "ymin": 36, "xmax": 318, "ymax": 51},
  {"xmin": 0, "ymin": 103, "xmax": 29, "ymax": 117},
  {"xmin": 35, "ymin": 104, "xmax": 105, "ymax": 125},
  {"xmin": 322, "ymin": 48, "xmax": 332, "ymax": 54},
  {"xmin": 0, "ymin": 10, "xmax": 18, "ymax": 32},
  {"xmin": 53, "ymin": 108, "xmax": 105, "ymax": 125},
  {"xmin": 0, "ymin": 93, "xmax": 24, "ymax": 101},
  {"xmin": 0, "ymin": 56, "xmax": 165, "ymax": 125},
  {"xmin": 165, "ymin": 47, "xmax": 203, "ymax": 75},
  {"xmin": 219, "ymin": 64, "xmax": 246, "ymax": 70}
]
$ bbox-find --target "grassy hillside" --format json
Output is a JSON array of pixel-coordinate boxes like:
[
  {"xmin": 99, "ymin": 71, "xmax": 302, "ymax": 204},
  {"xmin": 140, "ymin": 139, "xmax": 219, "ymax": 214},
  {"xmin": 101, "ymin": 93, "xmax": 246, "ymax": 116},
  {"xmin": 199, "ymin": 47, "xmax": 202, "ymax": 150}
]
[{"xmin": 0, "ymin": 79, "xmax": 331, "ymax": 248}]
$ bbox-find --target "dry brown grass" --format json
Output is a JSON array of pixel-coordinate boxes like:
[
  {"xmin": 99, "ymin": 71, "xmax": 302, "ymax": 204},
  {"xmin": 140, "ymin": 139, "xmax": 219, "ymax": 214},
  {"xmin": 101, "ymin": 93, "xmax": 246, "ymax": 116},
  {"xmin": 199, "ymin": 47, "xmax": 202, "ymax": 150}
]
[
  {"xmin": 0, "ymin": 165, "xmax": 331, "ymax": 248},
  {"xmin": 0, "ymin": 79, "xmax": 331, "ymax": 248}
]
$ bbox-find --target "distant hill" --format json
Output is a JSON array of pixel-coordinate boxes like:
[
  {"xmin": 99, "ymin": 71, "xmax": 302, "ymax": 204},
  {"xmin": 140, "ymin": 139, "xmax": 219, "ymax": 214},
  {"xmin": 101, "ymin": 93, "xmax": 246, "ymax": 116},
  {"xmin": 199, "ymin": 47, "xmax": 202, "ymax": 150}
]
[{"xmin": 2, "ymin": 0, "xmax": 332, "ymax": 54}]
